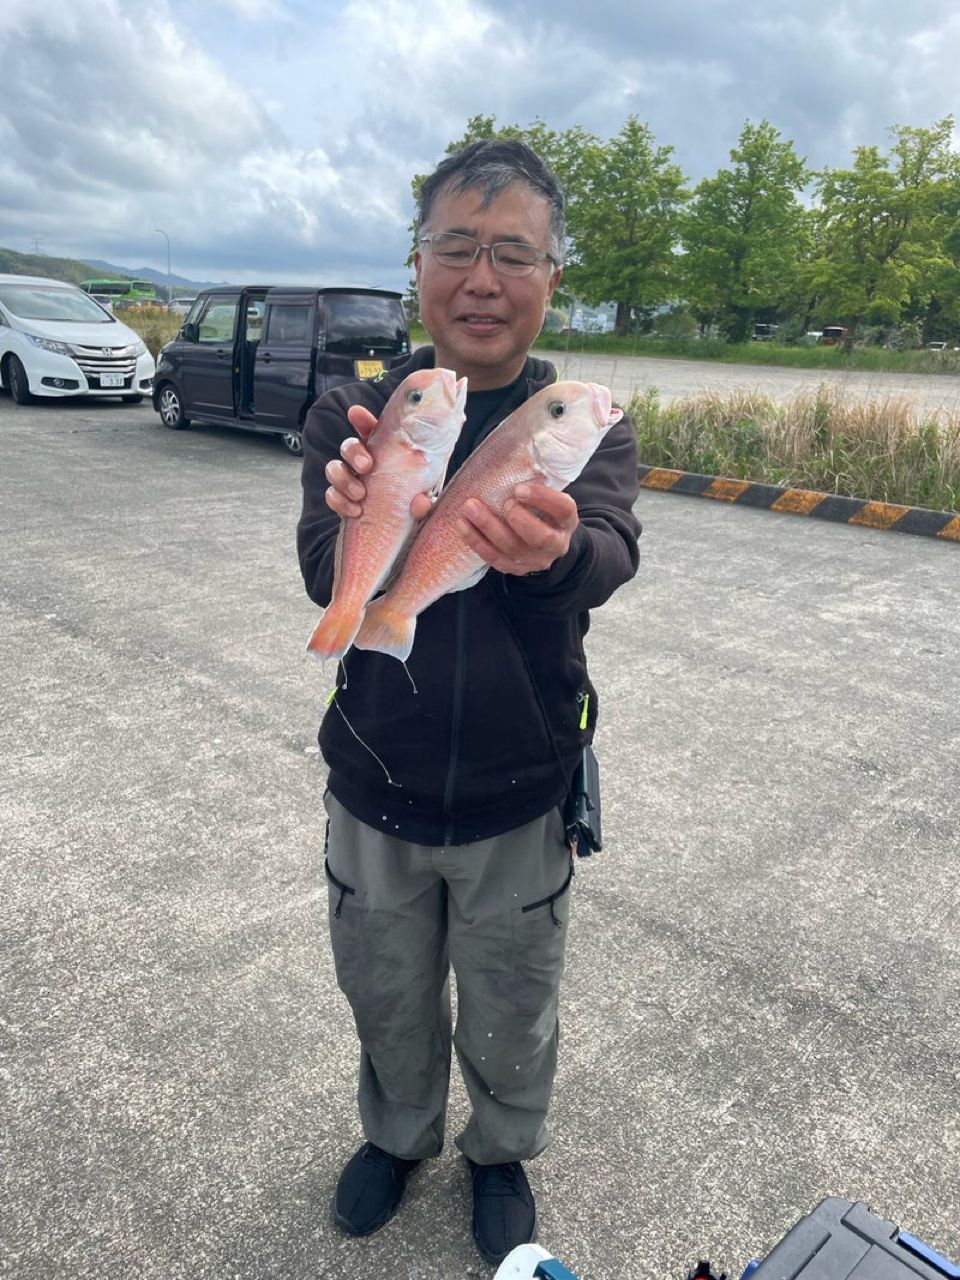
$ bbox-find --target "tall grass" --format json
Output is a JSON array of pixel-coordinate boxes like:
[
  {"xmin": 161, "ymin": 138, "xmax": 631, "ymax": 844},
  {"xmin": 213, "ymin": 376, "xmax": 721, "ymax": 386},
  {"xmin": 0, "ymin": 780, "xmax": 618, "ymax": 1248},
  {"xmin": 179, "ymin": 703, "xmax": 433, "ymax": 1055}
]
[
  {"xmin": 122, "ymin": 307, "xmax": 182, "ymax": 358},
  {"xmin": 629, "ymin": 386, "xmax": 960, "ymax": 513}
]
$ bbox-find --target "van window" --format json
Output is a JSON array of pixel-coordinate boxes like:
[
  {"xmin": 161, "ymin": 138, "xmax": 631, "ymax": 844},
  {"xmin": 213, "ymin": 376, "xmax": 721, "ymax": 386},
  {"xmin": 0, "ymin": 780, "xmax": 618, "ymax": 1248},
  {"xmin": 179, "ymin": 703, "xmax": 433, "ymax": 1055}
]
[
  {"xmin": 323, "ymin": 294, "xmax": 406, "ymax": 354},
  {"xmin": 197, "ymin": 297, "xmax": 239, "ymax": 343},
  {"xmin": 266, "ymin": 303, "xmax": 313, "ymax": 345},
  {"xmin": 245, "ymin": 300, "xmax": 265, "ymax": 340}
]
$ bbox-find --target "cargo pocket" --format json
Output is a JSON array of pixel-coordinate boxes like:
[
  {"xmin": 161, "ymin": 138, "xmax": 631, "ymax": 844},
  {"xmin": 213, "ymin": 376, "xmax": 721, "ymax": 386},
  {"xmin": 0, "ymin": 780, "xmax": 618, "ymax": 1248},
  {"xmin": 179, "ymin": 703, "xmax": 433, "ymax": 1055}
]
[
  {"xmin": 324, "ymin": 854, "xmax": 365, "ymax": 1007},
  {"xmin": 510, "ymin": 856, "xmax": 574, "ymax": 1016}
]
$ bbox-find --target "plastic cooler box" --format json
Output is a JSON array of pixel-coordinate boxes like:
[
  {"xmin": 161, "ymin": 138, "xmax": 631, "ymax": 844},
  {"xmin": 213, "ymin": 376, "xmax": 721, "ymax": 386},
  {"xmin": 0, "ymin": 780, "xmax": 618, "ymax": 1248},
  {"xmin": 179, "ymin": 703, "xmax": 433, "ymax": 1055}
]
[
  {"xmin": 741, "ymin": 1197, "xmax": 959, "ymax": 1280},
  {"xmin": 494, "ymin": 1198, "xmax": 958, "ymax": 1280}
]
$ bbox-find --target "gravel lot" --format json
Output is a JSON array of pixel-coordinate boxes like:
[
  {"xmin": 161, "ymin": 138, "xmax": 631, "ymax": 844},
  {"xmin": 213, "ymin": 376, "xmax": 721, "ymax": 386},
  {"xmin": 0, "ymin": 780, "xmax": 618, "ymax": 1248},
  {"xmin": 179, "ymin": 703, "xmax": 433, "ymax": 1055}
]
[{"xmin": 2, "ymin": 377, "xmax": 958, "ymax": 1279}]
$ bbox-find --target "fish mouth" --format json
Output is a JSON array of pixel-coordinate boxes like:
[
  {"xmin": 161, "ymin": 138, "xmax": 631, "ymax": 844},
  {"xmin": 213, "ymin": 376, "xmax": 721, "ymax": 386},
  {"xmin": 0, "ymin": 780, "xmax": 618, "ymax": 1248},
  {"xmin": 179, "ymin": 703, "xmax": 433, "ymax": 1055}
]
[
  {"xmin": 590, "ymin": 383, "xmax": 621, "ymax": 429},
  {"xmin": 437, "ymin": 366, "xmax": 458, "ymax": 401}
]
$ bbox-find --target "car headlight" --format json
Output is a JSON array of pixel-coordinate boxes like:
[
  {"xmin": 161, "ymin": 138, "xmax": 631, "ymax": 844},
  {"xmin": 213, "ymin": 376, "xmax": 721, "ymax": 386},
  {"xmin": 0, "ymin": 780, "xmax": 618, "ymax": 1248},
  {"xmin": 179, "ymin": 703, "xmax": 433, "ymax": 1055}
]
[
  {"xmin": 26, "ymin": 334, "xmax": 73, "ymax": 357},
  {"xmin": 132, "ymin": 340, "xmax": 148, "ymax": 357}
]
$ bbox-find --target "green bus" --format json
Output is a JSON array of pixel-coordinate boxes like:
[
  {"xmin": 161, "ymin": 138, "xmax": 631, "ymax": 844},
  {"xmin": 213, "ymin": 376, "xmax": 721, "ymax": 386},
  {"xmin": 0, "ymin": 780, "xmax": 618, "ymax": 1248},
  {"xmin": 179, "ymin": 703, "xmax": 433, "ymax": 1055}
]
[{"xmin": 80, "ymin": 278, "xmax": 157, "ymax": 302}]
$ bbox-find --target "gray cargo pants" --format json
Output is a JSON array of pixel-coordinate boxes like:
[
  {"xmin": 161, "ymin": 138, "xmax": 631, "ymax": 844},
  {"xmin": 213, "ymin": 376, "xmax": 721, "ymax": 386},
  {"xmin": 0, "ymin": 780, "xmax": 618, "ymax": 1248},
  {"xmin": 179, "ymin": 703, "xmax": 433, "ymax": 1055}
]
[{"xmin": 323, "ymin": 792, "xmax": 574, "ymax": 1165}]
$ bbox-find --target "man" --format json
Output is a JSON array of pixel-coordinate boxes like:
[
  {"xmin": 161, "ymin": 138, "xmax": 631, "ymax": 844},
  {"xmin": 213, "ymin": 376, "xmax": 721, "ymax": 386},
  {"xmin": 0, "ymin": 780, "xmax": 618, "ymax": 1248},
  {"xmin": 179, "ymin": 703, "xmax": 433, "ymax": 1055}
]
[{"xmin": 297, "ymin": 139, "xmax": 640, "ymax": 1265}]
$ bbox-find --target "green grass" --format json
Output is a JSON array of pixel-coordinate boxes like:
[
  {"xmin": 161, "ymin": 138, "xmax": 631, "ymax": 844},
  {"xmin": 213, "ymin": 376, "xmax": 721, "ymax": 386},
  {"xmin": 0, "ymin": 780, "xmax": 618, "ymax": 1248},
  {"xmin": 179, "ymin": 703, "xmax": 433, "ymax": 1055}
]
[
  {"xmin": 535, "ymin": 330, "xmax": 960, "ymax": 375},
  {"xmin": 629, "ymin": 385, "xmax": 960, "ymax": 513}
]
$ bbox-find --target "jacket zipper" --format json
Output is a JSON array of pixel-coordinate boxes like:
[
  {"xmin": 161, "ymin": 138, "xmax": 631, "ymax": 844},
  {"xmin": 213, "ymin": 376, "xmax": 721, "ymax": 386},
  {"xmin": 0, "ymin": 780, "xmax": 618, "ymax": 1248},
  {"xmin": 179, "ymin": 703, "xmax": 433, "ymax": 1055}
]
[{"xmin": 441, "ymin": 593, "xmax": 468, "ymax": 845}]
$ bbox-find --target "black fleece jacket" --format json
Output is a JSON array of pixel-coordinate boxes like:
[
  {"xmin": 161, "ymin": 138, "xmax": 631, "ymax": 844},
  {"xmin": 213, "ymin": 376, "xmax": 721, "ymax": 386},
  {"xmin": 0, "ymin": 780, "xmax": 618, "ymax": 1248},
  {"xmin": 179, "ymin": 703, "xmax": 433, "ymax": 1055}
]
[{"xmin": 297, "ymin": 346, "xmax": 641, "ymax": 846}]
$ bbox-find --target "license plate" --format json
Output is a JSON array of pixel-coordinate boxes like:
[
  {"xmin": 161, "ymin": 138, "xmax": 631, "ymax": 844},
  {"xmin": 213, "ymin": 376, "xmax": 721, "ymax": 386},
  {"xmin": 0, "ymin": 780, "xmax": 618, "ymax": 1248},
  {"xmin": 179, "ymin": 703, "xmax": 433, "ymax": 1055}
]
[
  {"xmin": 100, "ymin": 375, "xmax": 124, "ymax": 388},
  {"xmin": 355, "ymin": 359, "xmax": 384, "ymax": 379}
]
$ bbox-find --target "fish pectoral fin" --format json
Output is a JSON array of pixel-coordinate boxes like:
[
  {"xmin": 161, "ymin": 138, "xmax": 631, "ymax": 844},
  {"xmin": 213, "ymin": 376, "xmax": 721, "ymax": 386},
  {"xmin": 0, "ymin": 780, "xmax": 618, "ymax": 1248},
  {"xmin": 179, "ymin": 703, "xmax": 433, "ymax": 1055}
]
[{"xmin": 448, "ymin": 564, "xmax": 489, "ymax": 593}]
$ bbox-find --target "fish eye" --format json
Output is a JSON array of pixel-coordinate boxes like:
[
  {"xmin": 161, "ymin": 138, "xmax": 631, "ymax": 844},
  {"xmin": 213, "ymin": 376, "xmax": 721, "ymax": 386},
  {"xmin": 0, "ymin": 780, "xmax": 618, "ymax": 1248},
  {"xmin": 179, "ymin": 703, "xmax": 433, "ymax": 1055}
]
[
  {"xmin": 548, "ymin": 400, "xmax": 565, "ymax": 418},
  {"xmin": 407, "ymin": 389, "xmax": 423, "ymax": 404}
]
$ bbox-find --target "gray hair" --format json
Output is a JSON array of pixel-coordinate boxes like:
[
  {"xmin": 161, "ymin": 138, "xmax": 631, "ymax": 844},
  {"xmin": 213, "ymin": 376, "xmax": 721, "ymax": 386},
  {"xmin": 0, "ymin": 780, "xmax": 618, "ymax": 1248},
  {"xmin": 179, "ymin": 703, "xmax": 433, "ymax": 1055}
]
[{"xmin": 417, "ymin": 139, "xmax": 566, "ymax": 265}]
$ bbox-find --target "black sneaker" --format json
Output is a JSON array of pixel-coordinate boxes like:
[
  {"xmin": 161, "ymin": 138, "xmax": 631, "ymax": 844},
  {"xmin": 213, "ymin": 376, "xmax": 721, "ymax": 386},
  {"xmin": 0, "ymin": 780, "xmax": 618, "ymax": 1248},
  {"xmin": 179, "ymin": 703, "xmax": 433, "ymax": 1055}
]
[
  {"xmin": 467, "ymin": 1158, "xmax": 538, "ymax": 1265},
  {"xmin": 331, "ymin": 1142, "xmax": 422, "ymax": 1236}
]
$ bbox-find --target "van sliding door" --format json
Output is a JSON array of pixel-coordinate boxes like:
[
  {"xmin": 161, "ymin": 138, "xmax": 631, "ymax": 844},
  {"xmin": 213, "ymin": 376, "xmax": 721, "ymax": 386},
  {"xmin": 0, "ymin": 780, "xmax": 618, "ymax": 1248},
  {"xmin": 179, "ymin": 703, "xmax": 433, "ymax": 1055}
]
[{"xmin": 252, "ymin": 299, "xmax": 316, "ymax": 428}]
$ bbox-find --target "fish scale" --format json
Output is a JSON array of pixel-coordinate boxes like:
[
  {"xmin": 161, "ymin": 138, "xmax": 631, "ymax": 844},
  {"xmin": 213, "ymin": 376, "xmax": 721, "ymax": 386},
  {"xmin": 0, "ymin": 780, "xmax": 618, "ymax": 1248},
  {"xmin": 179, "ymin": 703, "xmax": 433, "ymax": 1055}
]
[
  {"xmin": 354, "ymin": 381, "xmax": 622, "ymax": 663},
  {"xmin": 306, "ymin": 367, "xmax": 467, "ymax": 660}
]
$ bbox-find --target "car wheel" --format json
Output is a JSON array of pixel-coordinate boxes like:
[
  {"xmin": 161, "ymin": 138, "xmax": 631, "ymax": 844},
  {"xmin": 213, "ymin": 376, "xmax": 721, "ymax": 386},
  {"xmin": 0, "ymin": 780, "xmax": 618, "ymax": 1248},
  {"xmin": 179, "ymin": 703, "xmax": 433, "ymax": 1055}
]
[
  {"xmin": 157, "ymin": 383, "xmax": 190, "ymax": 429},
  {"xmin": 122, "ymin": 394, "xmax": 144, "ymax": 404},
  {"xmin": 5, "ymin": 355, "xmax": 32, "ymax": 404},
  {"xmin": 281, "ymin": 430, "xmax": 303, "ymax": 456}
]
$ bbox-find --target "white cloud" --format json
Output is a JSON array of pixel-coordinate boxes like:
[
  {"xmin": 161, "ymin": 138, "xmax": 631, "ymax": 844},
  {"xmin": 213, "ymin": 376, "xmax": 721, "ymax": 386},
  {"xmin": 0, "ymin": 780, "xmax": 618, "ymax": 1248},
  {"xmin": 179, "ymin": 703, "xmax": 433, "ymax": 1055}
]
[{"xmin": 1, "ymin": 0, "xmax": 960, "ymax": 287}]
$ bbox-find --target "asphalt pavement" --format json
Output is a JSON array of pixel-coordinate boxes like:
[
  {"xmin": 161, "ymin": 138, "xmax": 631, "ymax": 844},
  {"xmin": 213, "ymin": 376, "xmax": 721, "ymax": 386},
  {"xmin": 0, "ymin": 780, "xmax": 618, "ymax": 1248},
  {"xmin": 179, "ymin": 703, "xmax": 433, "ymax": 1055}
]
[
  {"xmin": 537, "ymin": 344, "xmax": 960, "ymax": 416},
  {"xmin": 2, "ymin": 386, "xmax": 958, "ymax": 1279}
]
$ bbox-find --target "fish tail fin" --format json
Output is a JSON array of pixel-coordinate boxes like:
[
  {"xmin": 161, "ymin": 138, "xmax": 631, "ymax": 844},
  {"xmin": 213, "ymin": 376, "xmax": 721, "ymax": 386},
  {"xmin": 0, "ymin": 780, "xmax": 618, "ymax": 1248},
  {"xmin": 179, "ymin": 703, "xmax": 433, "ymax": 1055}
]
[
  {"xmin": 353, "ymin": 596, "xmax": 416, "ymax": 662},
  {"xmin": 305, "ymin": 601, "xmax": 364, "ymax": 661}
]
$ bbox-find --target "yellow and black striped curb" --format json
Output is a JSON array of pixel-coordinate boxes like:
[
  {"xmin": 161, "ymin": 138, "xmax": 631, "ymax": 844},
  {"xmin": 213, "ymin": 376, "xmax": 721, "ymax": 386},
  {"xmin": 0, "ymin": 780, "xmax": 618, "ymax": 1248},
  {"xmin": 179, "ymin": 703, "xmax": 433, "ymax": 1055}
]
[{"xmin": 637, "ymin": 466, "xmax": 960, "ymax": 542}]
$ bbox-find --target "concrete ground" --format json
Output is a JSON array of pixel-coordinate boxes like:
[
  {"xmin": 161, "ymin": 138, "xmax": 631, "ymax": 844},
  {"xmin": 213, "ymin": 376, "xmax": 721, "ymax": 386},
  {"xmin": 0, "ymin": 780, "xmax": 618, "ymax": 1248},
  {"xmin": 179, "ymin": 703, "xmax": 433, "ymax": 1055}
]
[{"xmin": 1, "ymin": 387, "xmax": 958, "ymax": 1279}]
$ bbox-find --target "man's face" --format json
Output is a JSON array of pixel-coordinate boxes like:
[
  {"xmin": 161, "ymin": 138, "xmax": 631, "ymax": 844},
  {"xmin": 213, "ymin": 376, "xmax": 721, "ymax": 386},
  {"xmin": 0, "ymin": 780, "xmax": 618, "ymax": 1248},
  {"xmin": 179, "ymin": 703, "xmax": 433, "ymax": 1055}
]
[{"xmin": 414, "ymin": 181, "xmax": 562, "ymax": 391}]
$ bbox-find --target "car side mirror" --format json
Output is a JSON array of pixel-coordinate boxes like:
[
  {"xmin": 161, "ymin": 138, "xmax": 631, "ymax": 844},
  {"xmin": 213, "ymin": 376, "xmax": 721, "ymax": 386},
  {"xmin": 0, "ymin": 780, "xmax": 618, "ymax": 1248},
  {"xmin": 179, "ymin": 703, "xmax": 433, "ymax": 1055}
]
[{"xmin": 181, "ymin": 321, "xmax": 198, "ymax": 342}]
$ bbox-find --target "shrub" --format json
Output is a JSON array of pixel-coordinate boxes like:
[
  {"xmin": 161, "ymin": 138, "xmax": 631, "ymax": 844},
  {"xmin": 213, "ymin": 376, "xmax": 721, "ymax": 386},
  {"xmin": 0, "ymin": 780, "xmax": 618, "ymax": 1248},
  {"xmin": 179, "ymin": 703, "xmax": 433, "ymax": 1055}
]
[{"xmin": 630, "ymin": 385, "xmax": 960, "ymax": 512}]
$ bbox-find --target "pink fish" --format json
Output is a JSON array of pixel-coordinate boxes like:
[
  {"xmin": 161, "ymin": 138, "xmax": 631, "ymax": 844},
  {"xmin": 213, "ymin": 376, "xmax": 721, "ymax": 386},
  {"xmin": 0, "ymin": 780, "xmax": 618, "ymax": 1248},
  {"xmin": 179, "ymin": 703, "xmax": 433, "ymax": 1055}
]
[
  {"xmin": 306, "ymin": 366, "xmax": 467, "ymax": 660},
  {"xmin": 354, "ymin": 381, "xmax": 623, "ymax": 662}
]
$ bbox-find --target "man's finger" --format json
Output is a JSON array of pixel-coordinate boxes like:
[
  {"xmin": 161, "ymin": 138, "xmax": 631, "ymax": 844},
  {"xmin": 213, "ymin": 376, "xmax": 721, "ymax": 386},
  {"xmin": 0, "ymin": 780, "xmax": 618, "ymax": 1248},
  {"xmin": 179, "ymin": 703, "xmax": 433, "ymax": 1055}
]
[
  {"xmin": 346, "ymin": 404, "xmax": 379, "ymax": 442},
  {"xmin": 340, "ymin": 436, "xmax": 373, "ymax": 476},
  {"xmin": 503, "ymin": 499, "xmax": 574, "ymax": 551},
  {"xmin": 513, "ymin": 482, "xmax": 578, "ymax": 524},
  {"xmin": 410, "ymin": 492, "xmax": 434, "ymax": 522}
]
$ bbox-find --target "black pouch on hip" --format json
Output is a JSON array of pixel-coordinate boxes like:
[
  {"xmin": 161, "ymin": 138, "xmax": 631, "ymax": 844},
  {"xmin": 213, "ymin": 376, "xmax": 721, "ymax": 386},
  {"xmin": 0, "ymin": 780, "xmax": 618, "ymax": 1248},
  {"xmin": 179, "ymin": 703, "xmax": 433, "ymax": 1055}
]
[{"xmin": 564, "ymin": 744, "xmax": 602, "ymax": 856}]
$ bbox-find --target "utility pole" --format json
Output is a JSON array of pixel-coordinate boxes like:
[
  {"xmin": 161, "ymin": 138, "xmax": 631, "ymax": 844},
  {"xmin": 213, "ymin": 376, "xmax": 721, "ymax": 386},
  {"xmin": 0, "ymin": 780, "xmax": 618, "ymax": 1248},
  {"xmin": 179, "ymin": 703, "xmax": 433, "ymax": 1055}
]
[{"xmin": 154, "ymin": 228, "xmax": 172, "ymax": 304}]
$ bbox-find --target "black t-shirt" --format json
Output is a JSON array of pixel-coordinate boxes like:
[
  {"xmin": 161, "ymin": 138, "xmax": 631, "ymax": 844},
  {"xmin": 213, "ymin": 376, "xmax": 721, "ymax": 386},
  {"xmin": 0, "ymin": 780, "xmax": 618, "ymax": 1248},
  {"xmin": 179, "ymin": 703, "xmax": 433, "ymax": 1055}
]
[{"xmin": 447, "ymin": 371, "xmax": 526, "ymax": 478}]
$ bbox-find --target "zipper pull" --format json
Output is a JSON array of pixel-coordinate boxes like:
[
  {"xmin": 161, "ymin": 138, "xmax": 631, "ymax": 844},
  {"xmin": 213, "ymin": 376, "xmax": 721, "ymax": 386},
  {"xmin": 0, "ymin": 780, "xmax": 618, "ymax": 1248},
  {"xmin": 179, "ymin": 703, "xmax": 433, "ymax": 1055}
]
[{"xmin": 578, "ymin": 693, "xmax": 590, "ymax": 731}]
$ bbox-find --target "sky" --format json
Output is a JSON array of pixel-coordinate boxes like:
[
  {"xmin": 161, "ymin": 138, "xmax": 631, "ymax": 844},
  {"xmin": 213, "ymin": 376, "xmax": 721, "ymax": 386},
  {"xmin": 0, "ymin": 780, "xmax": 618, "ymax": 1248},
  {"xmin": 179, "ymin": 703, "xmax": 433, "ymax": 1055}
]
[{"xmin": 1, "ymin": 0, "xmax": 958, "ymax": 294}]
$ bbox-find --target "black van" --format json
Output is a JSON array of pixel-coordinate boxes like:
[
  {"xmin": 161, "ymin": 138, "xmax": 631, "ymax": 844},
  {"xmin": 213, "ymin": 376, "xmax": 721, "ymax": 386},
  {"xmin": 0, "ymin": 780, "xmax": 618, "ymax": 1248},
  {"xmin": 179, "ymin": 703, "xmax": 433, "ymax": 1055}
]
[{"xmin": 152, "ymin": 285, "xmax": 410, "ymax": 455}]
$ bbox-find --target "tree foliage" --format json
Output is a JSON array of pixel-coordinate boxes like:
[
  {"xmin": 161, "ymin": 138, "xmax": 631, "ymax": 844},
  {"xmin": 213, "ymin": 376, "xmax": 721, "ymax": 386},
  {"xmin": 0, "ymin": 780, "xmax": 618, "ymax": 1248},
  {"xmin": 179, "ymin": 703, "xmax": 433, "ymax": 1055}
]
[
  {"xmin": 681, "ymin": 120, "xmax": 811, "ymax": 341},
  {"xmin": 807, "ymin": 118, "xmax": 959, "ymax": 337},
  {"xmin": 414, "ymin": 112, "xmax": 960, "ymax": 346},
  {"xmin": 562, "ymin": 118, "xmax": 688, "ymax": 334}
]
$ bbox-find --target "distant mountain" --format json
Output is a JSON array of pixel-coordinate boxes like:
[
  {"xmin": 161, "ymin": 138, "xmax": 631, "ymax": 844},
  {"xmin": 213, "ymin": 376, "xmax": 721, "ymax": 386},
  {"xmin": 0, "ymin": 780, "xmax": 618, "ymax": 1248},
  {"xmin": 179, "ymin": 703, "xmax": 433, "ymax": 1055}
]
[
  {"xmin": 0, "ymin": 247, "xmax": 225, "ymax": 297},
  {"xmin": 82, "ymin": 259, "xmax": 226, "ymax": 293},
  {"xmin": 0, "ymin": 246, "xmax": 94, "ymax": 286}
]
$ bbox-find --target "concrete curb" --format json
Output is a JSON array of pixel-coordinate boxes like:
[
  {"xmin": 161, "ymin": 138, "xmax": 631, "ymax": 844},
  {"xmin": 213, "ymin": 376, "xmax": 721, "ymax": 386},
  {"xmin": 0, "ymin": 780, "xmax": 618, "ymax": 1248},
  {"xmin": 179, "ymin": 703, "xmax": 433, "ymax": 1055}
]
[{"xmin": 637, "ymin": 465, "xmax": 960, "ymax": 542}]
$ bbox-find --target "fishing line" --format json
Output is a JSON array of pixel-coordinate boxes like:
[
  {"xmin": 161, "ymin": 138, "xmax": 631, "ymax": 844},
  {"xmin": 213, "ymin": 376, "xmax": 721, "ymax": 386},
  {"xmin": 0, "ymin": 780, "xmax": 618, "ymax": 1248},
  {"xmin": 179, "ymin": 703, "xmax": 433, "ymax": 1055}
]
[
  {"xmin": 400, "ymin": 661, "xmax": 418, "ymax": 695},
  {"xmin": 331, "ymin": 699, "xmax": 400, "ymax": 787},
  {"xmin": 321, "ymin": 656, "xmax": 399, "ymax": 785}
]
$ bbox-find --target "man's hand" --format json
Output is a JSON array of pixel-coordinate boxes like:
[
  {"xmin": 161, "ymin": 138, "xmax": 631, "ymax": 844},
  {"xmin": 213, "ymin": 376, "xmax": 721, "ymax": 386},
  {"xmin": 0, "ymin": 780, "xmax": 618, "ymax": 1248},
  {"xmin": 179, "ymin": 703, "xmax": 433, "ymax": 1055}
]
[
  {"xmin": 324, "ymin": 405, "xmax": 432, "ymax": 521},
  {"xmin": 457, "ymin": 482, "xmax": 579, "ymax": 577}
]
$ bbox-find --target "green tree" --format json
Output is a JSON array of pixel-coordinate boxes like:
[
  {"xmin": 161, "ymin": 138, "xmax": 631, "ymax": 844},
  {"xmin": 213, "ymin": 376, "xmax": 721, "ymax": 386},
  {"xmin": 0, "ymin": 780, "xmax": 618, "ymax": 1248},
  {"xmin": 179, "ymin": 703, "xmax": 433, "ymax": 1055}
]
[
  {"xmin": 561, "ymin": 117, "xmax": 687, "ymax": 334},
  {"xmin": 681, "ymin": 120, "xmax": 811, "ymax": 341},
  {"xmin": 807, "ymin": 117, "xmax": 959, "ymax": 343}
]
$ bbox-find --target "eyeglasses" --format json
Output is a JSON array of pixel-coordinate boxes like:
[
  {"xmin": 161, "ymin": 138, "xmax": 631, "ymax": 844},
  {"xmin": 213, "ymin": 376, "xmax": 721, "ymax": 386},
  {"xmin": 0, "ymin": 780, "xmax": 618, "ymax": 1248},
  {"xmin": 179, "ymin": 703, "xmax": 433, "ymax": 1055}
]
[{"xmin": 419, "ymin": 232, "xmax": 556, "ymax": 278}]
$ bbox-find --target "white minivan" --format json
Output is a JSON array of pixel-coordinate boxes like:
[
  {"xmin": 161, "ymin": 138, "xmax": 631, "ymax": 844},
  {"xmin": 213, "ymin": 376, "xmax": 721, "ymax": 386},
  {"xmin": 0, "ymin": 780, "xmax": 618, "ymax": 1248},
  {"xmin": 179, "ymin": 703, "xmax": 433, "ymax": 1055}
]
[{"xmin": 0, "ymin": 273, "xmax": 156, "ymax": 404}]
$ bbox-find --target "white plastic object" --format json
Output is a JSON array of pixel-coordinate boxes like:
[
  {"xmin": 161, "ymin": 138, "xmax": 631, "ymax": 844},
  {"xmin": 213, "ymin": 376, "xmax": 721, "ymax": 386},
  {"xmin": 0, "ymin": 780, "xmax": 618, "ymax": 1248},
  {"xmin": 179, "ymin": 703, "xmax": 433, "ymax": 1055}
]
[{"xmin": 493, "ymin": 1243, "xmax": 555, "ymax": 1279}]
